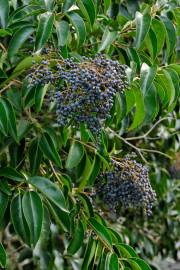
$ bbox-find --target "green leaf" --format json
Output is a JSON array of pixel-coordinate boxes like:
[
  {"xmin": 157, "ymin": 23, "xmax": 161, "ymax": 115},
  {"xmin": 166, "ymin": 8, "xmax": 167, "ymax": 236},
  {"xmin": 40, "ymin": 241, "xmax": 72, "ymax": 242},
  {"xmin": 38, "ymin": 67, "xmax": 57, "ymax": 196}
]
[
  {"xmin": 0, "ymin": 243, "xmax": 6, "ymax": 268},
  {"xmin": 161, "ymin": 69, "xmax": 176, "ymax": 107},
  {"xmin": 151, "ymin": 18, "xmax": 165, "ymax": 57},
  {"xmin": 0, "ymin": 29, "xmax": 12, "ymax": 37},
  {"xmin": 88, "ymin": 155, "xmax": 100, "ymax": 186},
  {"xmin": 13, "ymin": 55, "xmax": 42, "ymax": 75},
  {"xmin": 127, "ymin": 48, "xmax": 141, "ymax": 72},
  {"xmin": 28, "ymin": 176, "xmax": 68, "ymax": 212},
  {"xmin": 129, "ymin": 87, "xmax": 145, "ymax": 130},
  {"xmin": 127, "ymin": 260, "xmax": 141, "ymax": 270},
  {"xmin": 66, "ymin": 141, "xmax": 84, "ymax": 169},
  {"xmin": 0, "ymin": 0, "xmax": 9, "ymax": 28},
  {"xmin": 89, "ymin": 217, "xmax": 112, "ymax": 247},
  {"xmin": 35, "ymin": 12, "xmax": 54, "ymax": 51},
  {"xmin": 62, "ymin": 0, "xmax": 75, "ymax": 11},
  {"xmin": 29, "ymin": 138, "xmax": 42, "ymax": 176},
  {"xmin": 47, "ymin": 200, "xmax": 70, "ymax": 231},
  {"xmin": 140, "ymin": 63, "xmax": 157, "ymax": 94},
  {"xmin": 165, "ymin": 68, "xmax": 179, "ymax": 110},
  {"xmin": 143, "ymin": 83, "xmax": 159, "ymax": 123},
  {"xmin": 55, "ymin": 20, "xmax": 70, "ymax": 47},
  {"xmin": 129, "ymin": 258, "xmax": 152, "ymax": 270},
  {"xmin": 105, "ymin": 252, "xmax": 119, "ymax": 270},
  {"xmin": 0, "ymin": 191, "xmax": 8, "ymax": 226},
  {"xmin": 67, "ymin": 220, "xmax": 84, "ymax": 255},
  {"xmin": 0, "ymin": 98, "xmax": 8, "ymax": 136},
  {"xmin": 0, "ymin": 167, "xmax": 24, "ymax": 182},
  {"xmin": 104, "ymin": 0, "xmax": 111, "ymax": 12},
  {"xmin": 125, "ymin": 90, "xmax": 135, "ymax": 115},
  {"xmin": 115, "ymin": 92, "xmax": 127, "ymax": 125},
  {"xmin": 77, "ymin": 193, "xmax": 94, "ymax": 216},
  {"xmin": 10, "ymin": 194, "xmax": 31, "ymax": 245},
  {"xmin": 79, "ymin": 153, "xmax": 92, "ymax": 189},
  {"xmin": 135, "ymin": 11, "xmax": 151, "ymax": 49},
  {"xmin": 35, "ymin": 84, "xmax": 48, "ymax": 112},
  {"xmin": 116, "ymin": 243, "xmax": 138, "ymax": 258},
  {"xmin": 39, "ymin": 132, "xmax": 62, "ymax": 168},
  {"xmin": 66, "ymin": 11, "xmax": 86, "ymax": 46},
  {"xmin": 81, "ymin": 237, "xmax": 97, "ymax": 270},
  {"xmin": 22, "ymin": 191, "xmax": 43, "ymax": 246},
  {"xmin": 161, "ymin": 16, "xmax": 176, "ymax": 58},
  {"xmin": 98, "ymin": 28, "xmax": 117, "ymax": 52},
  {"xmin": 77, "ymin": 0, "xmax": 96, "ymax": 26},
  {"xmin": 5, "ymin": 99, "xmax": 18, "ymax": 142},
  {"xmin": 8, "ymin": 26, "xmax": 34, "ymax": 58},
  {"xmin": 145, "ymin": 28, "xmax": 157, "ymax": 61}
]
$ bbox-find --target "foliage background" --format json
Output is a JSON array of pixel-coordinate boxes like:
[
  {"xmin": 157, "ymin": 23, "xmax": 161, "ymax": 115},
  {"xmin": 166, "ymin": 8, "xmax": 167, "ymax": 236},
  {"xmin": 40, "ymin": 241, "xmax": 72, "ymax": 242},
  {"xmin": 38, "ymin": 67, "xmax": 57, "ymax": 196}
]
[{"xmin": 0, "ymin": 0, "xmax": 179, "ymax": 269}]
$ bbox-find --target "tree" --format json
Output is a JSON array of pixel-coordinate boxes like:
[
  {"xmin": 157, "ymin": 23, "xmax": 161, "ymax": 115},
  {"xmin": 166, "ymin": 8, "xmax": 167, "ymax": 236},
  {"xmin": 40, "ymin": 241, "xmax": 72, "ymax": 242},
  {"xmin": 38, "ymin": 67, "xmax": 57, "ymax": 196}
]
[{"xmin": 0, "ymin": 0, "xmax": 179, "ymax": 269}]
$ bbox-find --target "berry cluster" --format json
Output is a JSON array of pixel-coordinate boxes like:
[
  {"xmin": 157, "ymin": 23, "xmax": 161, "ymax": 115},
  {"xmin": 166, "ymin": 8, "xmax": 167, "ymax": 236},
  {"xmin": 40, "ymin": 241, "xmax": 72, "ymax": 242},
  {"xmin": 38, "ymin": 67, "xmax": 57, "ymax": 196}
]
[
  {"xmin": 27, "ymin": 55, "xmax": 128, "ymax": 135},
  {"xmin": 95, "ymin": 158, "xmax": 156, "ymax": 215}
]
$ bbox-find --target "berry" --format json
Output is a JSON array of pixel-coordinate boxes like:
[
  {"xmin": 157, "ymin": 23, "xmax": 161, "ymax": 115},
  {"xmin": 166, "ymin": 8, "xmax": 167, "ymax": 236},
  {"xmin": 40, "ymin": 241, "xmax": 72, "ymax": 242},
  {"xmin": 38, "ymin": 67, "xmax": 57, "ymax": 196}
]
[{"xmin": 95, "ymin": 158, "xmax": 156, "ymax": 215}]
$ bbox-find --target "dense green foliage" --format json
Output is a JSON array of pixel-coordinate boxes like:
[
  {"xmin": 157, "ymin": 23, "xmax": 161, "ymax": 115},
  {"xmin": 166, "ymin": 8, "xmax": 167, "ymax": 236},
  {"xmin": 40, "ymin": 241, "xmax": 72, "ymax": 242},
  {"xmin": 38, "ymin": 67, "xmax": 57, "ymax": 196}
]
[{"xmin": 0, "ymin": 0, "xmax": 179, "ymax": 269}]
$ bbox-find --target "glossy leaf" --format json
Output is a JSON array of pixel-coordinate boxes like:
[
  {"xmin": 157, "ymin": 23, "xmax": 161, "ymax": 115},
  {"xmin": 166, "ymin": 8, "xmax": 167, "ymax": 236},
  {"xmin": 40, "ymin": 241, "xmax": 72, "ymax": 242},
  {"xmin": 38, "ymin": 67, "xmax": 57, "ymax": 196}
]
[
  {"xmin": 0, "ymin": 243, "xmax": 6, "ymax": 268},
  {"xmin": 77, "ymin": 0, "xmax": 96, "ymax": 26},
  {"xmin": 10, "ymin": 194, "xmax": 31, "ymax": 245},
  {"xmin": 29, "ymin": 138, "xmax": 42, "ymax": 176},
  {"xmin": 56, "ymin": 20, "xmax": 70, "ymax": 47},
  {"xmin": 0, "ymin": 191, "xmax": 8, "ymax": 226},
  {"xmin": 62, "ymin": 0, "xmax": 75, "ymax": 11},
  {"xmin": 140, "ymin": 64, "xmax": 157, "ymax": 94},
  {"xmin": 66, "ymin": 141, "xmax": 84, "ymax": 169},
  {"xmin": 39, "ymin": 132, "xmax": 62, "ymax": 168},
  {"xmin": 143, "ymin": 83, "xmax": 159, "ymax": 123},
  {"xmin": 151, "ymin": 18, "xmax": 165, "ymax": 57},
  {"xmin": 22, "ymin": 191, "xmax": 43, "ymax": 246},
  {"xmin": 35, "ymin": 12, "xmax": 54, "ymax": 51},
  {"xmin": 28, "ymin": 176, "xmax": 68, "ymax": 212},
  {"xmin": 116, "ymin": 243, "xmax": 138, "ymax": 258},
  {"xmin": 0, "ymin": 0, "xmax": 9, "ymax": 28},
  {"xmin": 89, "ymin": 217, "xmax": 112, "ymax": 247},
  {"xmin": 135, "ymin": 12, "xmax": 151, "ymax": 49},
  {"xmin": 0, "ymin": 98, "xmax": 8, "ymax": 136},
  {"xmin": 67, "ymin": 220, "xmax": 84, "ymax": 255},
  {"xmin": 0, "ymin": 167, "xmax": 24, "ymax": 182},
  {"xmin": 8, "ymin": 26, "xmax": 34, "ymax": 58},
  {"xmin": 98, "ymin": 28, "xmax": 117, "ymax": 52},
  {"xmin": 129, "ymin": 258, "xmax": 152, "ymax": 270},
  {"xmin": 4, "ymin": 98, "xmax": 18, "ymax": 142},
  {"xmin": 105, "ymin": 252, "xmax": 119, "ymax": 270},
  {"xmin": 66, "ymin": 12, "xmax": 86, "ymax": 46},
  {"xmin": 35, "ymin": 84, "xmax": 48, "ymax": 112},
  {"xmin": 81, "ymin": 237, "xmax": 97, "ymax": 270},
  {"xmin": 161, "ymin": 16, "xmax": 176, "ymax": 58}
]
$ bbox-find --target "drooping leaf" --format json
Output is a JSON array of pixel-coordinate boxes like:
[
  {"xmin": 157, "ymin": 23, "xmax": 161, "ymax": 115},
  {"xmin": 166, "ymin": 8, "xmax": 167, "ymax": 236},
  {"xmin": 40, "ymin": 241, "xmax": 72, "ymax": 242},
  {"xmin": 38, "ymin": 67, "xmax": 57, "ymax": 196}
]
[
  {"xmin": 161, "ymin": 16, "xmax": 176, "ymax": 58},
  {"xmin": 151, "ymin": 18, "xmax": 165, "ymax": 57},
  {"xmin": 0, "ymin": 0, "xmax": 9, "ymax": 28},
  {"xmin": 98, "ymin": 28, "xmax": 117, "ymax": 52},
  {"xmin": 143, "ymin": 83, "xmax": 159, "ymax": 123},
  {"xmin": 140, "ymin": 63, "xmax": 157, "ymax": 94},
  {"xmin": 39, "ymin": 132, "xmax": 62, "ymax": 168},
  {"xmin": 128, "ymin": 258, "xmax": 152, "ymax": 270},
  {"xmin": 0, "ymin": 98, "xmax": 8, "ymax": 136},
  {"xmin": 66, "ymin": 11, "xmax": 86, "ymax": 46},
  {"xmin": 89, "ymin": 217, "xmax": 112, "ymax": 247},
  {"xmin": 81, "ymin": 237, "xmax": 97, "ymax": 270},
  {"xmin": 10, "ymin": 194, "xmax": 31, "ymax": 245},
  {"xmin": 135, "ymin": 11, "xmax": 151, "ymax": 49},
  {"xmin": 66, "ymin": 141, "xmax": 84, "ymax": 169},
  {"xmin": 105, "ymin": 252, "xmax": 119, "ymax": 270},
  {"xmin": 55, "ymin": 20, "xmax": 70, "ymax": 47},
  {"xmin": 0, "ymin": 191, "xmax": 9, "ymax": 226},
  {"xmin": 35, "ymin": 84, "xmax": 48, "ymax": 112},
  {"xmin": 67, "ymin": 220, "xmax": 84, "ymax": 255},
  {"xmin": 28, "ymin": 176, "xmax": 68, "ymax": 212},
  {"xmin": 22, "ymin": 191, "xmax": 43, "ymax": 246},
  {"xmin": 8, "ymin": 26, "xmax": 34, "ymax": 58},
  {"xmin": 0, "ymin": 167, "xmax": 24, "ymax": 182},
  {"xmin": 35, "ymin": 12, "xmax": 54, "ymax": 51},
  {"xmin": 116, "ymin": 243, "xmax": 138, "ymax": 258},
  {"xmin": 77, "ymin": 0, "xmax": 96, "ymax": 26},
  {"xmin": 0, "ymin": 243, "xmax": 6, "ymax": 268},
  {"xmin": 29, "ymin": 138, "xmax": 42, "ymax": 176}
]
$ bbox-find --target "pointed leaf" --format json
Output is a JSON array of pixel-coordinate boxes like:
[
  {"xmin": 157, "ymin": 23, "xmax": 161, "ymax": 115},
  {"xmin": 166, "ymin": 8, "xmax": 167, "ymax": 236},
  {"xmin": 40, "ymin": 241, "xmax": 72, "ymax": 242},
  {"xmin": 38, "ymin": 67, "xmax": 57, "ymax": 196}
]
[
  {"xmin": 0, "ymin": 0, "xmax": 9, "ymax": 28},
  {"xmin": 66, "ymin": 141, "xmax": 84, "ymax": 169},
  {"xmin": 161, "ymin": 16, "xmax": 176, "ymax": 58},
  {"xmin": 28, "ymin": 176, "xmax": 68, "ymax": 212},
  {"xmin": 35, "ymin": 12, "xmax": 54, "ymax": 51},
  {"xmin": 140, "ymin": 63, "xmax": 157, "ymax": 94},
  {"xmin": 10, "ymin": 194, "xmax": 31, "ymax": 245},
  {"xmin": 22, "ymin": 191, "xmax": 43, "ymax": 246},
  {"xmin": 0, "ymin": 243, "xmax": 6, "ymax": 268},
  {"xmin": 67, "ymin": 220, "xmax": 84, "ymax": 255},
  {"xmin": 135, "ymin": 12, "xmax": 151, "ymax": 49},
  {"xmin": 55, "ymin": 20, "xmax": 70, "ymax": 47},
  {"xmin": 0, "ymin": 167, "xmax": 24, "ymax": 182},
  {"xmin": 151, "ymin": 18, "xmax": 165, "ymax": 56},
  {"xmin": 8, "ymin": 26, "xmax": 34, "ymax": 58},
  {"xmin": 105, "ymin": 252, "xmax": 119, "ymax": 270},
  {"xmin": 29, "ymin": 138, "xmax": 42, "ymax": 176},
  {"xmin": 98, "ymin": 28, "xmax": 117, "ymax": 52},
  {"xmin": 81, "ymin": 237, "xmax": 97, "ymax": 270}
]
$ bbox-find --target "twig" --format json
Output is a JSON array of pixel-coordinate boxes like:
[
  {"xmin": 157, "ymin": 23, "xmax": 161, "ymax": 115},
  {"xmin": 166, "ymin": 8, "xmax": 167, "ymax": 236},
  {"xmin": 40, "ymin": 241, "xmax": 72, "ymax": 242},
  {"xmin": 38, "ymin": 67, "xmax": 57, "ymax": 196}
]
[
  {"xmin": 126, "ymin": 117, "xmax": 173, "ymax": 141},
  {"xmin": 49, "ymin": 160, "xmax": 62, "ymax": 185}
]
